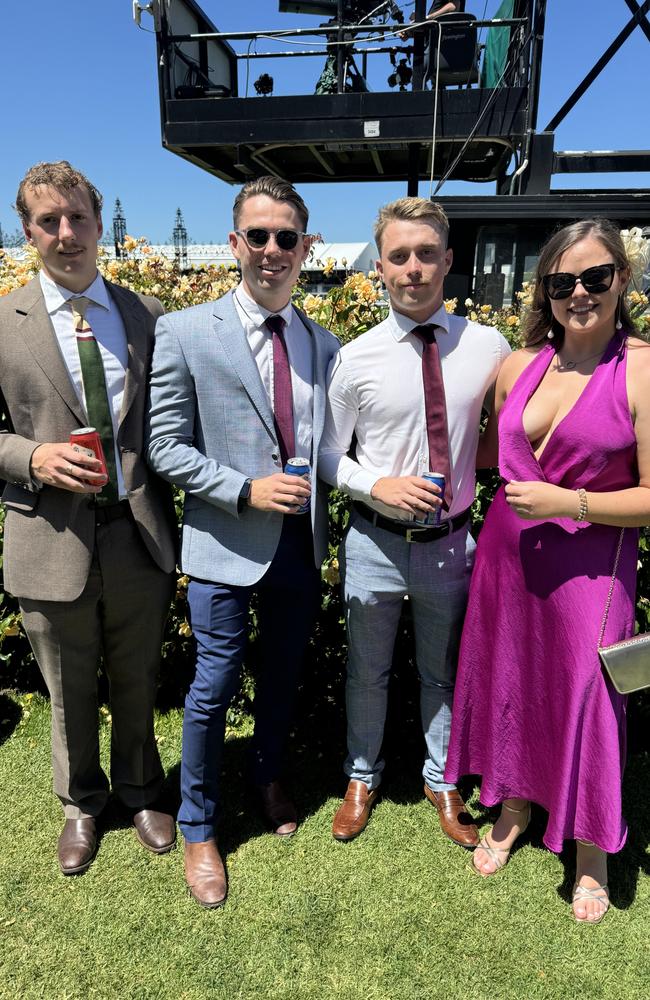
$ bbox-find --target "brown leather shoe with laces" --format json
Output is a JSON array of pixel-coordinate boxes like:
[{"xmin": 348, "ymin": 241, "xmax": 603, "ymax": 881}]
[
  {"xmin": 184, "ymin": 839, "xmax": 228, "ymax": 909},
  {"xmin": 332, "ymin": 780, "xmax": 379, "ymax": 841},
  {"xmin": 424, "ymin": 785, "xmax": 480, "ymax": 848}
]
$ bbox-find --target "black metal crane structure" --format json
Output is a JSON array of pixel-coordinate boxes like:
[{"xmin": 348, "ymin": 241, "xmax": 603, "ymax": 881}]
[{"xmin": 142, "ymin": 0, "xmax": 650, "ymax": 303}]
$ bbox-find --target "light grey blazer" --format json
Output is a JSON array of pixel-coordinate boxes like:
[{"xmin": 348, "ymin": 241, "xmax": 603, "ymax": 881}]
[{"xmin": 146, "ymin": 290, "xmax": 339, "ymax": 587}]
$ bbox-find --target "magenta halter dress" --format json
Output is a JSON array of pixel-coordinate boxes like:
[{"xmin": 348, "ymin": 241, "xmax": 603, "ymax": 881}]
[{"xmin": 445, "ymin": 331, "xmax": 639, "ymax": 853}]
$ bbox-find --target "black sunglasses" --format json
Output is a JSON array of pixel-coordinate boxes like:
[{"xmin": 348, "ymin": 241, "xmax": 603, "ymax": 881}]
[
  {"xmin": 235, "ymin": 227, "xmax": 306, "ymax": 251},
  {"xmin": 542, "ymin": 263, "xmax": 617, "ymax": 300}
]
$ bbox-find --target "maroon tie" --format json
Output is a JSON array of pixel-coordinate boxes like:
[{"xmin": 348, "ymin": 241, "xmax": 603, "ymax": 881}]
[
  {"xmin": 266, "ymin": 314, "xmax": 295, "ymax": 467},
  {"xmin": 412, "ymin": 324, "xmax": 452, "ymax": 510}
]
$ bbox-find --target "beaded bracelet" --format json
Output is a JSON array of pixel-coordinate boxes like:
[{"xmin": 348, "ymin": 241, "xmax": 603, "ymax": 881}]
[{"xmin": 575, "ymin": 487, "xmax": 588, "ymax": 522}]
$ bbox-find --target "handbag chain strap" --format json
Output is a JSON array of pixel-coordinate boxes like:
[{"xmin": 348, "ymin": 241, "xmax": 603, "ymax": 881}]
[{"xmin": 597, "ymin": 527, "xmax": 626, "ymax": 650}]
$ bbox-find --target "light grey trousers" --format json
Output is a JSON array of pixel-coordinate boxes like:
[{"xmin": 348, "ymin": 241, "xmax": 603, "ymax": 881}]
[{"xmin": 341, "ymin": 511, "xmax": 475, "ymax": 792}]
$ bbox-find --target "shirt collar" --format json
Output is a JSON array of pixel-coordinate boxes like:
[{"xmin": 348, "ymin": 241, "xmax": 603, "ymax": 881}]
[
  {"xmin": 234, "ymin": 283, "xmax": 294, "ymax": 330},
  {"xmin": 39, "ymin": 269, "xmax": 110, "ymax": 316},
  {"xmin": 389, "ymin": 302, "xmax": 450, "ymax": 342}
]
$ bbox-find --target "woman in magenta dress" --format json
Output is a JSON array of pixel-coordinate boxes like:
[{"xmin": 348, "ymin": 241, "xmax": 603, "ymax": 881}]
[{"xmin": 445, "ymin": 219, "xmax": 650, "ymax": 923}]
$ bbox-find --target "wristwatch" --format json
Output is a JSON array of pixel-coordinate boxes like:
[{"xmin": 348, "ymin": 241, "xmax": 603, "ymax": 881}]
[{"xmin": 237, "ymin": 478, "xmax": 253, "ymax": 513}]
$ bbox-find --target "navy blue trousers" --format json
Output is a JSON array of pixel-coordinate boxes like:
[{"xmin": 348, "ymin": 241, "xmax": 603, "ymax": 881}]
[{"xmin": 179, "ymin": 516, "xmax": 320, "ymax": 841}]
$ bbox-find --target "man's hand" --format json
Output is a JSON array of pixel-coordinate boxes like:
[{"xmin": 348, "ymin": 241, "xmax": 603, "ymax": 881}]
[
  {"xmin": 30, "ymin": 442, "xmax": 108, "ymax": 493},
  {"xmin": 370, "ymin": 475, "xmax": 441, "ymax": 516},
  {"xmin": 248, "ymin": 473, "xmax": 311, "ymax": 514},
  {"xmin": 505, "ymin": 480, "xmax": 577, "ymax": 521}
]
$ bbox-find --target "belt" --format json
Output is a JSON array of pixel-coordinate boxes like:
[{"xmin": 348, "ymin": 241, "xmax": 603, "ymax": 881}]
[
  {"xmin": 91, "ymin": 500, "xmax": 133, "ymax": 525},
  {"xmin": 352, "ymin": 501, "xmax": 471, "ymax": 543}
]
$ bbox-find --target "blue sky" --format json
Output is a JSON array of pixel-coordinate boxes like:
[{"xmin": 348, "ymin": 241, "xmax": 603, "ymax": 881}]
[{"xmin": 1, "ymin": 1, "xmax": 648, "ymax": 245}]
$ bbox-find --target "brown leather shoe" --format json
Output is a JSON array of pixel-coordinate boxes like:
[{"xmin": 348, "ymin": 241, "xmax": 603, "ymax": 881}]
[
  {"xmin": 424, "ymin": 785, "xmax": 479, "ymax": 848},
  {"xmin": 257, "ymin": 780, "xmax": 298, "ymax": 837},
  {"xmin": 184, "ymin": 839, "xmax": 228, "ymax": 909},
  {"xmin": 57, "ymin": 818, "xmax": 97, "ymax": 875},
  {"xmin": 133, "ymin": 809, "xmax": 176, "ymax": 854},
  {"xmin": 332, "ymin": 780, "xmax": 379, "ymax": 841}
]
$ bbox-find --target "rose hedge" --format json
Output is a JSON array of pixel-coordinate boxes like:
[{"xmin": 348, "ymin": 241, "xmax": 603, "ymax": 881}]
[{"xmin": 1, "ymin": 242, "xmax": 648, "ymax": 735}]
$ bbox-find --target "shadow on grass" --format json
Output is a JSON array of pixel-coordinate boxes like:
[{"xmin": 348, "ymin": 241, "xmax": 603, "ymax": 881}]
[
  {"xmin": 0, "ymin": 691, "xmax": 22, "ymax": 746},
  {"xmin": 155, "ymin": 604, "xmax": 495, "ymax": 860},
  {"xmin": 548, "ymin": 750, "xmax": 650, "ymax": 912}
]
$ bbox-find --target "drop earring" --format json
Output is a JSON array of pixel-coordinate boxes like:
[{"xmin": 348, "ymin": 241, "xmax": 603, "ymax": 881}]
[
  {"xmin": 547, "ymin": 329, "xmax": 554, "ymax": 339},
  {"xmin": 615, "ymin": 295, "xmax": 623, "ymax": 331}
]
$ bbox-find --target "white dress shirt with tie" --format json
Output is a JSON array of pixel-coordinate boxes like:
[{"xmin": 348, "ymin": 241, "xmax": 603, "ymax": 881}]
[
  {"xmin": 233, "ymin": 284, "xmax": 314, "ymax": 463},
  {"xmin": 39, "ymin": 269, "xmax": 128, "ymax": 498},
  {"xmin": 319, "ymin": 303, "xmax": 510, "ymax": 521}
]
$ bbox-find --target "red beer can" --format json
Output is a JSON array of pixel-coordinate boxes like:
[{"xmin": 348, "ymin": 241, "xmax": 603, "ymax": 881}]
[{"xmin": 69, "ymin": 427, "xmax": 108, "ymax": 478}]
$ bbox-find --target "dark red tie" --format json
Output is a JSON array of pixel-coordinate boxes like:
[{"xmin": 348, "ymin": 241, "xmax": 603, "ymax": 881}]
[
  {"xmin": 266, "ymin": 314, "xmax": 295, "ymax": 467},
  {"xmin": 412, "ymin": 324, "xmax": 452, "ymax": 509}
]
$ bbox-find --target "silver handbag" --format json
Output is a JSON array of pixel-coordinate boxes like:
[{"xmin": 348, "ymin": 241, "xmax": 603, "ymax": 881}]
[{"xmin": 598, "ymin": 528, "xmax": 650, "ymax": 695}]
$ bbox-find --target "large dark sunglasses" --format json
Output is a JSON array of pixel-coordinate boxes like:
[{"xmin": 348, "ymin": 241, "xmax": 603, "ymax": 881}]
[
  {"xmin": 542, "ymin": 263, "xmax": 617, "ymax": 300},
  {"xmin": 235, "ymin": 227, "xmax": 305, "ymax": 251}
]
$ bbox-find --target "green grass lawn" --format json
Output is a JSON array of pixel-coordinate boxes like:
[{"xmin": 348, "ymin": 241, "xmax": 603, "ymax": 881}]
[{"xmin": 0, "ymin": 690, "xmax": 649, "ymax": 1000}]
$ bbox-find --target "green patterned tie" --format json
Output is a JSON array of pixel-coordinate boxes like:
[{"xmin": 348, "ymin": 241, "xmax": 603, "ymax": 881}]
[{"xmin": 71, "ymin": 296, "xmax": 119, "ymax": 505}]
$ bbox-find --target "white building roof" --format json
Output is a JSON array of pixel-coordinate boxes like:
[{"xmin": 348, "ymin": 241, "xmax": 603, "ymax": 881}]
[
  {"xmin": 308, "ymin": 242, "xmax": 378, "ymax": 272},
  {"xmin": 4, "ymin": 241, "xmax": 378, "ymax": 272}
]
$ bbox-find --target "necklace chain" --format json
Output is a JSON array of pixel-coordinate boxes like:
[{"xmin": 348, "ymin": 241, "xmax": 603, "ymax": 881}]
[{"xmin": 555, "ymin": 347, "xmax": 605, "ymax": 371}]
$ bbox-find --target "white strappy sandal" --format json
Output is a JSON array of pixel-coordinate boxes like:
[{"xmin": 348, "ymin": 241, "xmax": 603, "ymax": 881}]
[
  {"xmin": 471, "ymin": 801, "xmax": 531, "ymax": 877},
  {"xmin": 572, "ymin": 839, "xmax": 610, "ymax": 924}
]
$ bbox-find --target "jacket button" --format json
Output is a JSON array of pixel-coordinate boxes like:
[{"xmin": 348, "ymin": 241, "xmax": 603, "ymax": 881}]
[{"xmin": 272, "ymin": 453, "xmax": 279, "ymax": 461}]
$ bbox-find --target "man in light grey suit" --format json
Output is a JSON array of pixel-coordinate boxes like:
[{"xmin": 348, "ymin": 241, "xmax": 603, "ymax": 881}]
[
  {"xmin": 147, "ymin": 176, "xmax": 339, "ymax": 908},
  {"xmin": 0, "ymin": 161, "xmax": 177, "ymax": 875}
]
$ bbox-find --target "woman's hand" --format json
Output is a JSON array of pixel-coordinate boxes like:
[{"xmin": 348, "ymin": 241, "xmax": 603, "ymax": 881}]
[{"xmin": 505, "ymin": 480, "xmax": 579, "ymax": 520}]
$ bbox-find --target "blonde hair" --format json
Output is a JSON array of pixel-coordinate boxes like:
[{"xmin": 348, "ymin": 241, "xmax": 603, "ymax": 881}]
[
  {"xmin": 374, "ymin": 197, "xmax": 449, "ymax": 253},
  {"xmin": 16, "ymin": 161, "xmax": 103, "ymax": 224}
]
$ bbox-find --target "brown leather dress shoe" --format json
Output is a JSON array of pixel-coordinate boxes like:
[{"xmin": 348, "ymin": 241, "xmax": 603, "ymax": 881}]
[
  {"xmin": 332, "ymin": 780, "xmax": 379, "ymax": 841},
  {"xmin": 424, "ymin": 785, "xmax": 479, "ymax": 848},
  {"xmin": 184, "ymin": 839, "xmax": 228, "ymax": 909},
  {"xmin": 257, "ymin": 780, "xmax": 298, "ymax": 837},
  {"xmin": 133, "ymin": 809, "xmax": 177, "ymax": 854},
  {"xmin": 58, "ymin": 818, "xmax": 97, "ymax": 875}
]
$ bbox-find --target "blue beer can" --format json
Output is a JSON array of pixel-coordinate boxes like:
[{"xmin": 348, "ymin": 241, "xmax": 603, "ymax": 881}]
[
  {"xmin": 284, "ymin": 457, "xmax": 311, "ymax": 514},
  {"xmin": 420, "ymin": 471, "xmax": 445, "ymax": 526}
]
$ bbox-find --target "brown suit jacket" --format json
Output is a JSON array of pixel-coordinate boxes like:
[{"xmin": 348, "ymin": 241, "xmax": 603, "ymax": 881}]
[{"xmin": 0, "ymin": 275, "xmax": 178, "ymax": 601}]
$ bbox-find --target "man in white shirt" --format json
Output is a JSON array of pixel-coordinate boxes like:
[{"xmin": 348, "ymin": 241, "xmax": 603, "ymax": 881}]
[
  {"xmin": 146, "ymin": 176, "xmax": 339, "ymax": 907},
  {"xmin": 0, "ymin": 161, "xmax": 177, "ymax": 875},
  {"xmin": 319, "ymin": 196, "xmax": 510, "ymax": 844}
]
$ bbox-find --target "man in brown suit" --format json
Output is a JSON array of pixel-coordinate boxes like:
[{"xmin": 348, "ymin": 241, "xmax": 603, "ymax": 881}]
[{"xmin": 0, "ymin": 161, "xmax": 178, "ymax": 874}]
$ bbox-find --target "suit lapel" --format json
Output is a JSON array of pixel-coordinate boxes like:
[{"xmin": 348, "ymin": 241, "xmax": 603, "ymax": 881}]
[
  {"xmin": 15, "ymin": 279, "xmax": 87, "ymax": 425},
  {"xmin": 214, "ymin": 291, "xmax": 276, "ymax": 440},
  {"xmin": 109, "ymin": 281, "xmax": 146, "ymax": 428}
]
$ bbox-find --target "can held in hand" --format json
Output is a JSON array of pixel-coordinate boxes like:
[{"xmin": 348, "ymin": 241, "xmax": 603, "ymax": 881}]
[
  {"xmin": 284, "ymin": 457, "xmax": 311, "ymax": 514},
  {"xmin": 419, "ymin": 471, "xmax": 445, "ymax": 526},
  {"xmin": 69, "ymin": 427, "xmax": 108, "ymax": 479}
]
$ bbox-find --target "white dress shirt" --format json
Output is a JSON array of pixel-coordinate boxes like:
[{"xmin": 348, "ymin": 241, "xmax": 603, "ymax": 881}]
[
  {"xmin": 233, "ymin": 285, "xmax": 314, "ymax": 462},
  {"xmin": 319, "ymin": 302, "xmax": 510, "ymax": 521},
  {"xmin": 40, "ymin": 269, "xmax": 129, "ymax": 498}
]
